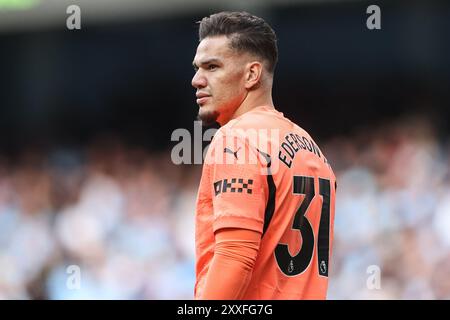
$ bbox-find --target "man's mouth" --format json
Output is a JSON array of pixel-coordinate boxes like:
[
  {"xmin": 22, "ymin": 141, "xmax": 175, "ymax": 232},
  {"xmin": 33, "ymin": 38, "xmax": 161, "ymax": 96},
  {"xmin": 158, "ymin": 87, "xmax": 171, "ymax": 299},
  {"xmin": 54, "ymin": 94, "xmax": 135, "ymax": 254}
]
[{"xmin": 196, "ymin": 93, "xmax": 211, "ymax": 105}]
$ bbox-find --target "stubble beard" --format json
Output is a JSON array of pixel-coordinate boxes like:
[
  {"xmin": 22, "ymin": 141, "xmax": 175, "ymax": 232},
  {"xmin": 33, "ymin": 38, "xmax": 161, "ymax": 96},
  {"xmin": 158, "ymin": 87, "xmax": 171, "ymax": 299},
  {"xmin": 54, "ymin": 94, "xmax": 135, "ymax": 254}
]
[{"xmin": 197, "ymin": 106, "xmax": 220, "ymax": 127}]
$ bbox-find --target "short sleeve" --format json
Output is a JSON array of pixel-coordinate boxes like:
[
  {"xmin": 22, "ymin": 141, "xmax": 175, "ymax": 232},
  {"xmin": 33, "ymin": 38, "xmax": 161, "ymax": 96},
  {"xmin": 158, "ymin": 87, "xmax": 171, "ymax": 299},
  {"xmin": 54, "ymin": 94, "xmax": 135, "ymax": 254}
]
[{"xmin": 204, "ymin": 130, "xmax": 269, "ymax": 234}]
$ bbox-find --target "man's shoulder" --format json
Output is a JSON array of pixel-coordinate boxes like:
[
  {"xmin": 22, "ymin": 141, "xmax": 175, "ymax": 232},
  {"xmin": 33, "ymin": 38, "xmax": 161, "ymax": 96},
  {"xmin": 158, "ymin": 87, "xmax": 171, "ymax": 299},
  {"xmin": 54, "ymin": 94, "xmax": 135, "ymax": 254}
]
[
  {"xmin": 226, "ymin": 107, "xmax": 290, "ymax": 132},
  {"xmin": 212, "ymin": 107, "xmax": 310, "ymax": 150}
]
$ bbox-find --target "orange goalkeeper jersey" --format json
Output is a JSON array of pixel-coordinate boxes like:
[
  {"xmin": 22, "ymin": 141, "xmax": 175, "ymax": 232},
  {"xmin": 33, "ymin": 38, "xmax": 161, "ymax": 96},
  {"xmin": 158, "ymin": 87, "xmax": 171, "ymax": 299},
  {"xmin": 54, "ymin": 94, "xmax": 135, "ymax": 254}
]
[{"xmin": 194, "ymin": 105, "xmax": 337, "ymax": 299}]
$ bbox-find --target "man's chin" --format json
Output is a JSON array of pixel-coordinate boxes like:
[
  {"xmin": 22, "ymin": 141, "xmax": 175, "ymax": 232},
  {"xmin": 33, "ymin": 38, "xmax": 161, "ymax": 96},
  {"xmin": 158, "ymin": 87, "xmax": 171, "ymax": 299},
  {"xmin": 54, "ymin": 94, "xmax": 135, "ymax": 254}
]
[{"xmin": 197, "ymin": 107, "xmax": 220, "ymax": 127}]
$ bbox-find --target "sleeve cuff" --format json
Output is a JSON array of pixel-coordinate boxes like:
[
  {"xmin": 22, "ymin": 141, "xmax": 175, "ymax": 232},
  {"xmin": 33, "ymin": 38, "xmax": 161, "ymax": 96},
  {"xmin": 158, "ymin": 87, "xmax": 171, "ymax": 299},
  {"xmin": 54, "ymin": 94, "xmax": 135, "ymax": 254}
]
[{"xmin": 213, "ymin": 215, "xmax": 263, "ymax": 234}]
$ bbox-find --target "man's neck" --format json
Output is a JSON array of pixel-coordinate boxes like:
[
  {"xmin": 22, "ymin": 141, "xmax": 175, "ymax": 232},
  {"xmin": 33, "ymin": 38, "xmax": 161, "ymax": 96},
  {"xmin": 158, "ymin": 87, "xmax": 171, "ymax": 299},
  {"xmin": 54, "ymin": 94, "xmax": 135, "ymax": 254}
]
[{"xmin": 231, "ymin": 90, "xmax": 274, "ymax": 121}]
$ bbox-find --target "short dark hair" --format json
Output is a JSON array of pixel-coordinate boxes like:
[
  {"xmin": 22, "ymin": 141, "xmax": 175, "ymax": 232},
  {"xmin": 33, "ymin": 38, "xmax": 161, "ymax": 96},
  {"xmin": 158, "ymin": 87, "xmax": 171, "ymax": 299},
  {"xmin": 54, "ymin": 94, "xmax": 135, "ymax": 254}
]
[{"xmin": 198, "ymin": 11, "xmax": 278, "ymax": 74}]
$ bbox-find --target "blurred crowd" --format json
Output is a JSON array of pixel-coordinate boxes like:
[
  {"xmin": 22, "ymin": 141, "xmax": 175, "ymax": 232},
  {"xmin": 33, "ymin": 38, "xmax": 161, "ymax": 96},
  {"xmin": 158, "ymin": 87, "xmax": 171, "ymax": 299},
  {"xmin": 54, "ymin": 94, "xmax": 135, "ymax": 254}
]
[
  {"xmin": 326, "ymin": 114, "xmax": 450, "ymax": 299},
  {"xmin": 0, "ymin": 136, "xmax": 200, "ymax": 299},
  {"xmin": 1, "ymin": 114, "xmax": 450, "ymax": 299}
]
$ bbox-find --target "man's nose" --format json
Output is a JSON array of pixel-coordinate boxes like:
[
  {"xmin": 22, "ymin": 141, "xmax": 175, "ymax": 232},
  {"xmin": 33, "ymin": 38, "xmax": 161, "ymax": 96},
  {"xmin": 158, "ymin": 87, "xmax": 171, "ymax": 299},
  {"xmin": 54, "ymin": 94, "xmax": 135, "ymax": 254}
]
[{"xmin": 191, "ymin": 70, "xmax": 207, "ymax": 89}]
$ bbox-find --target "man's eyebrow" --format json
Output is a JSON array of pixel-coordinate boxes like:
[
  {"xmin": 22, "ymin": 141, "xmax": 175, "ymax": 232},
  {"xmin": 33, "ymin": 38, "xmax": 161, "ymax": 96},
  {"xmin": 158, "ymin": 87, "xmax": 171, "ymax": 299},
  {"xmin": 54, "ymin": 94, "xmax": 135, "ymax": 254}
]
[{"xmin": 192, "ymin": 58, "xmax": 221, "ymax": 69}]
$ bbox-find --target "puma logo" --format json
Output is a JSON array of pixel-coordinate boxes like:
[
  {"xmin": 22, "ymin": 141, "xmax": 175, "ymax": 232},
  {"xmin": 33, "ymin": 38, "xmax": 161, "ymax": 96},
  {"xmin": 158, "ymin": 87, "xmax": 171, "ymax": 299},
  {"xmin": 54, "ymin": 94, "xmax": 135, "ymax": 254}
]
[{"xmin": 224, "ymin": 147, "xmax": 240, "ymax": 160}]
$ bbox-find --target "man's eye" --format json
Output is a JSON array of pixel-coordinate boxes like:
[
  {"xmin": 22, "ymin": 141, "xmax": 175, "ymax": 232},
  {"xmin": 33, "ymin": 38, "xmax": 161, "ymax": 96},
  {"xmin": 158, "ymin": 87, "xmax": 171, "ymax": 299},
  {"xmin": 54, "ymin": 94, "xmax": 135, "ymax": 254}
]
[{"xmin": 208, "ymin": 64, "xmax": 218, "ymax": 70}]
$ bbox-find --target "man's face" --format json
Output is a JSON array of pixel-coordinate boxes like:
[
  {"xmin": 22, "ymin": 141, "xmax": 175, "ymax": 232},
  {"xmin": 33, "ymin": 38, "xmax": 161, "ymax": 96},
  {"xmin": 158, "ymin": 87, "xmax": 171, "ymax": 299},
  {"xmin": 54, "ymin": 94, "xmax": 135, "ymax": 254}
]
[{"xmin": 192, "ymin": 35, "xmax": 248, "ymax": 126}]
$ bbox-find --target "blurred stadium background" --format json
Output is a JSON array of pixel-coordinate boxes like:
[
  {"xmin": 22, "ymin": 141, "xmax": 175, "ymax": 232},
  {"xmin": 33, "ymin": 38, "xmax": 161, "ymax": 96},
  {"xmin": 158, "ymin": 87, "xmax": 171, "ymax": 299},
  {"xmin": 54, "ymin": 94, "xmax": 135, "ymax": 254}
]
[{"xmin": 1, "ymin": 0, "xmax": 450, "ymax": 299}]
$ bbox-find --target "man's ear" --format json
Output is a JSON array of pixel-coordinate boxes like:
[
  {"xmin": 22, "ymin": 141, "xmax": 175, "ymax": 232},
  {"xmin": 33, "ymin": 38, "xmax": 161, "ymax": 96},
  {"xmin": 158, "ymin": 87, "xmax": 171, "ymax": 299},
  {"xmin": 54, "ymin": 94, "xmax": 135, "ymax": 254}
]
[{"xmin": 244, "ymin": 61, "xmax": 263, "ymax": 90}]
